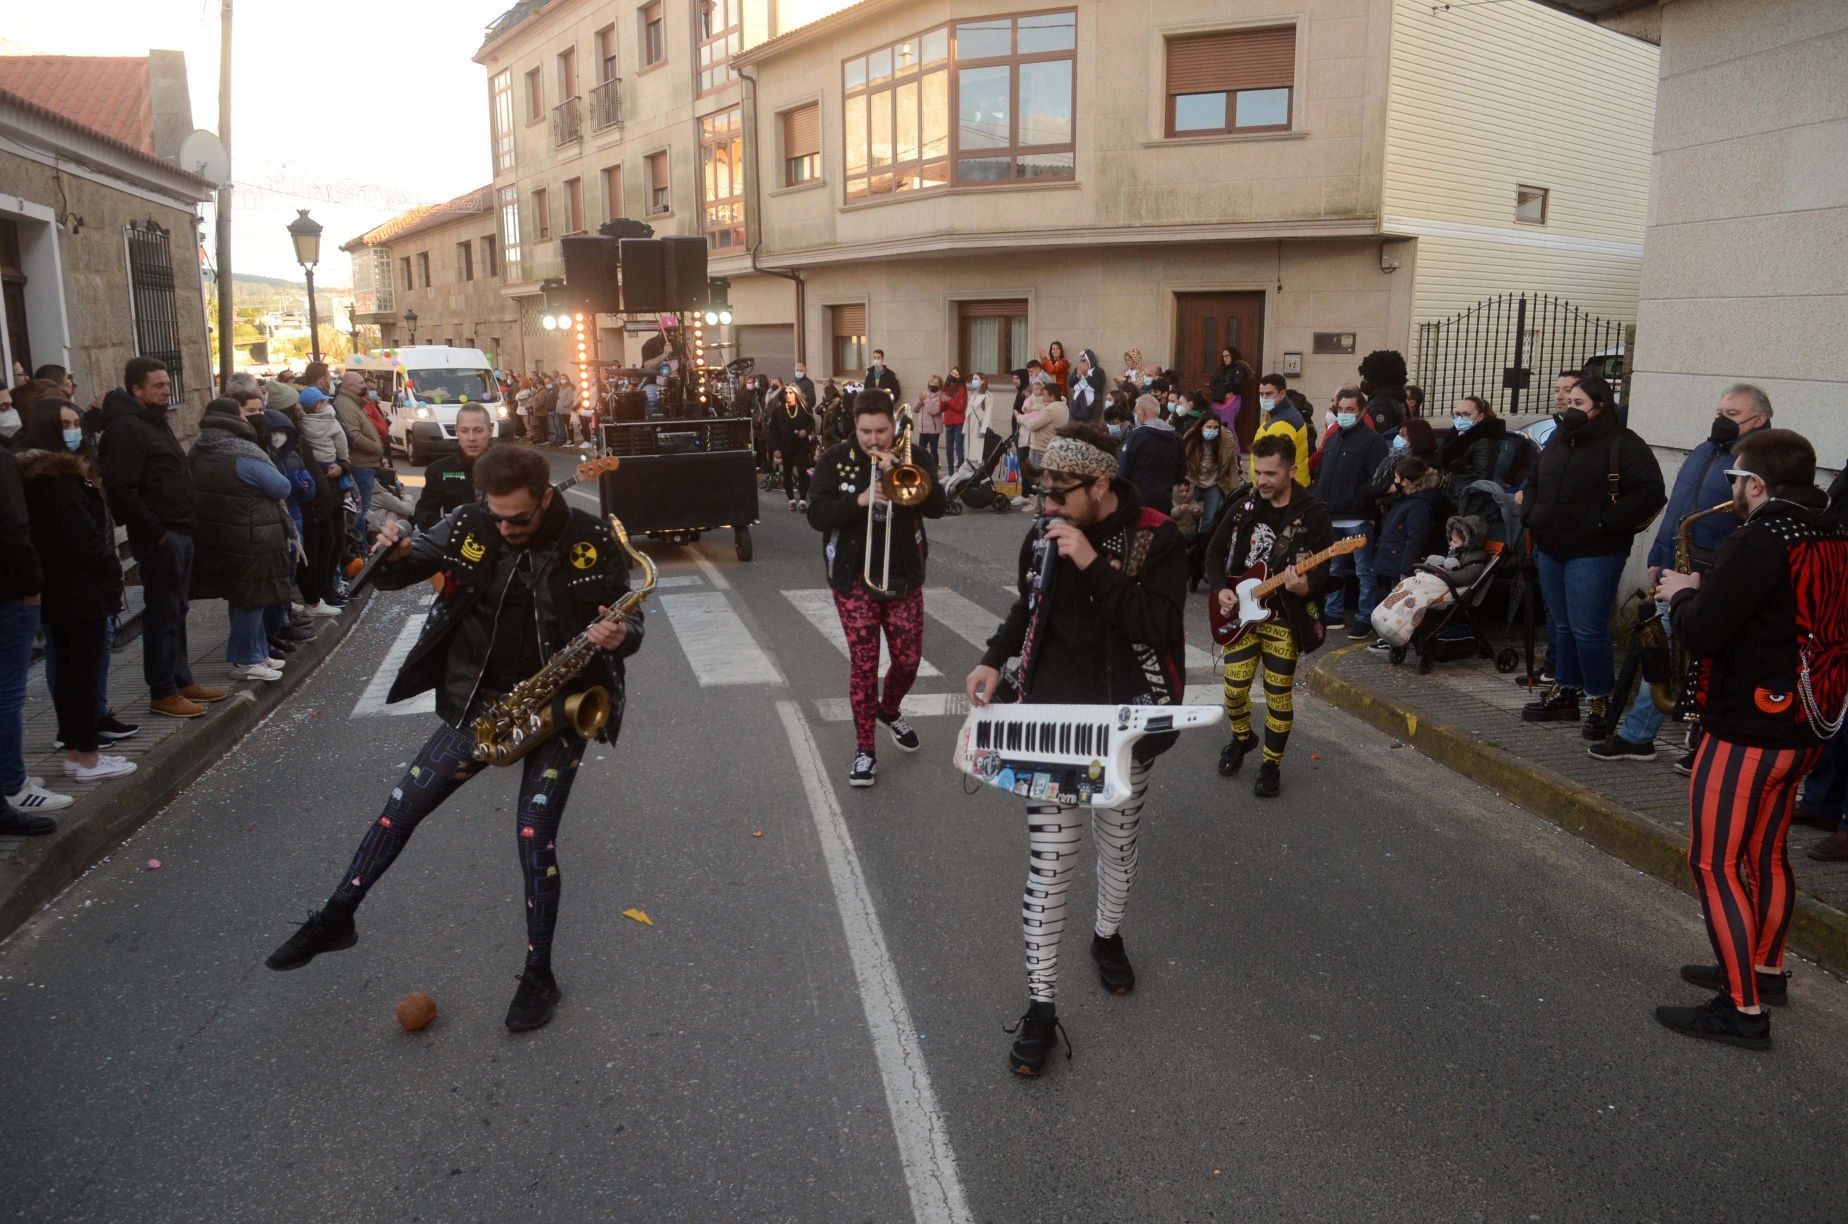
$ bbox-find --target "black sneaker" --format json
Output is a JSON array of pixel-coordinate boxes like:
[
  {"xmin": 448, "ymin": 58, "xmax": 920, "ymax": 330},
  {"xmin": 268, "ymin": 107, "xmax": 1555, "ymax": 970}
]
[
  {"xmin": 1217, "ymin": 734, "xmax": 1259, "ymax": 778},
  {"xmin": 97, "ymin": 715, "xmax": 140, "ymax": 741},
  {"xmin": 879, "ymin": 712, "xmax": 920, "ymax": 752},
  {"xmin": 1520, "ymin": 685, "xmax": 1581, "ymax": 723},
  {"xmin": 1005, "ymin": 1000, "xmax": 1070, "ymax": 1076},
  {"xmin": 1367, "ymin": 639, "xmax": 1393, "ymax": 653},
  {"xmin": 1090, "ymin": 933, "xmax": 1135, "ymax": 995},
  {"xmin": 1673, "ymin": 750, "xmax": 1696, "ymax": 777},
  {"xmin": 1654, "ymin": 994, "xmax": 1771, "ymax": 1050},
  {"xmin": 1589, "ymin": 735, "xmax": 1657, "ymax": 763},
  {"xmin": 1253, "ymin": 760, "xmax": 1282, "ymax": 798},
  {"xmin": 1346, "ymin": 621, "xmax": 1373, "ymax": 641},
  {"xmin": 505, "ymin": 965, "xmax": 562, "ymax": 1032},
  {"xmin": 266, "ymin": 637, "xmax": 299, "ymax": 656},
  {"xmin": 1512, "ymin": 671, "xmax": 1557, "ymax": 689},
  {"xmin": 849, "ymin": 751, "xmax": 877, "ymax": 788},
  {"xmin": 264, "ymin": 907, "xmax": 358, "ymax": 971},
  {"xmin": 0, "ymin": 806, "xmax": 56, "ymax": 836},
  {"xmin": 1581, "ymin": 697, "xmax": 1613, "ymax": 741},
  {"xmin": 277, "ymin": 623, "xmax": 316, "ymax": 643},
  {"xmin": 1680, "ymin": 963, "xmax": 1789, "ymax": 1007}
]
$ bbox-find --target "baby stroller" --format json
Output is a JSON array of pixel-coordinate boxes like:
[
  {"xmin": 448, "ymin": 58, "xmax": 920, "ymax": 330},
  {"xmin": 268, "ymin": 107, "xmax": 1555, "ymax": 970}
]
[
  {"xmin": 1386, "ymin": 540, "xmax": 1521, "ymax": 674},
  {"xmin": 941, "ymin": 435, "xmax": 1019, "ymax": 516}
]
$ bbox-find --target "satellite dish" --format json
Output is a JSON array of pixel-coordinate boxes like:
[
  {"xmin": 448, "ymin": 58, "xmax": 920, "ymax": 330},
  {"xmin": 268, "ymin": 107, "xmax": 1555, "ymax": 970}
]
[{"xmin": 179, "ymin": 129, "xmax": 229, "ymax": 186}]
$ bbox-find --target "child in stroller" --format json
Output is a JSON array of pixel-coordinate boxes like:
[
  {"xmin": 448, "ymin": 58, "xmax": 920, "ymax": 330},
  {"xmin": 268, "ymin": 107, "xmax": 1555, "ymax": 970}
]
[{"xmin": 1371, "ymin": 514, "xmax": 1519, "ymax": 673}]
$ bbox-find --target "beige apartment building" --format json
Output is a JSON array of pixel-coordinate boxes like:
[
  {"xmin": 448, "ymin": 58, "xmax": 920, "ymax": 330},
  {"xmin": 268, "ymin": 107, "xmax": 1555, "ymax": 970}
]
[
  {"xmin": 342, "ymin": 186, "xmax": 524, "ymax": 368},
  {"xmin": 453, "ymin": 0, "xmax": 1654, "ymax": 420}
]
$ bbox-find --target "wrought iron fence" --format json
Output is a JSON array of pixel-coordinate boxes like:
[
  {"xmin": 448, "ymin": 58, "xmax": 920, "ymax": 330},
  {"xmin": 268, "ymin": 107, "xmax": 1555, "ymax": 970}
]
[
  {"xmin": 1414, "ymin": 292, "xmax": 1632, "ymax": 417},
  {"xmin": 590, "ymin": 77, "xmax": 622, "ymax": 132},
  {"xmin": 125, "ymin": 220, "xmax": 184, "ymax": 395},
  {"xmin": 553, "ymin": 95, "xmax": 582, "ymax": 147}
]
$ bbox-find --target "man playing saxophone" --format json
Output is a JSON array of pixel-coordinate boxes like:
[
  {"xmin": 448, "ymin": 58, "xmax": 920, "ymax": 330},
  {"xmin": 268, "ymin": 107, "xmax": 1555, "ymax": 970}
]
[
  {"xmin": 265, "ymin": 445, "xmax": 643, "ymax": 1033},
  {"xmin": 1589, "ymin": 385, "xmax": 1771, "ymax": 771}
]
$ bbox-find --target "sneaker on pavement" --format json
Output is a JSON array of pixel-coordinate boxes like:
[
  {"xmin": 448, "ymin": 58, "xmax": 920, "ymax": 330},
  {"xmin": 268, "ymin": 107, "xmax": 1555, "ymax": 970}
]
[
  {"xmin": 179, "ymin": 683, "xmax": 227, "ymax": 703},
  {"xmin": 879, "ymin": 712, "xmax": 920, "ymax": 752},
  {"xmin": 1090, "ymin": 933, "xmax": 1135, "ymax": 995},
  {"xmin": 276, "ymin": 623, "xmax": 316, "ymax": 643},
  {"xmin": 787, "ymin": 498, "xmax": 799, "ymax": 511},
  {"xmin": 1807, "ymin": 829, "xmax": 1848, "ymax": 862},
  {"xmin": 150, "ymin": 694, "xmax": 207, "ymax": 719},
  {"xmin": 262, "ymin": 656, "xmax": 287, "ymax": 670},
  {"xmin": 1672, "ymin": 750, "xmax": 1696, "ymax": 777},
  {"xmin": 1253, "ymin": 760, "xmax": 1282, "ymax": 798},
  {"xmin": 64, "ymin": 755, "xmax": 138, "ymax": 783},
  {"xmin": 303, "ymin": 600, "xmax": 343, "ymax": 618},
  {"xmin": 848, "ymin": 751, "xmax": 877, "ymax": 788},
  {"xmin": 97, "ymin": 715, "xmax": 140, "ymax": 741},
  {"xmin": 505, "ymin": 965, "xmax": 562, "ymax": 1032},
  {"xmin": 264, "ymin": 907, "xmax": 358, "ymax": 971},
  {"xmin": 1680, "ymin": 962, "xmax": 1789, "ymax": 1006},
  {"xmin": 266, "ymin": 638, "xmax": 298, "ymax": 656},
  {"xmin": 1654, "ymin": 994, "xmax": 1771, "ymax": 1050},
  {"xmin": 6, "ymin": 782, "xmax": 74, "ymax": 812},
  {"xmin": 1588, "ymin": 736, "xmax": 1657, "ymax": 763},
  {"xmin": 231, "ymin": 663, "xmax": 284, "ymax": 682},
  {"xmin": 0, "ymin": 806, "xmax": 56, "ymax": 836},
  {"xmin": 1345, "ymin": 621, "xmax": 1373, "ymax": 640},
  {"xmin": 1367, "ymin": 639, "xmax": 1394, "ymax": 653},
  {"xmin": 797, "ymin": 499, "xmax": 809, "ymax": 511},
  {"xmin": 1005, "ymin": 1000, "xmax": 1069, "ymax": 1076},
  {"xmin": 1217, "ymin": 734, "xmax": 1260, "ymax": 778}
]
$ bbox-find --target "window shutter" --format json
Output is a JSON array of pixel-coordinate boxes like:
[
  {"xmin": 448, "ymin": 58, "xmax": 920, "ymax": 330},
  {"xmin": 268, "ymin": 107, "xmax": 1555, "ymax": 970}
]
[
  {"xmin": 783, "ymin": 104, "xmax": 820, "ymax": 159},
  {"xmin": 832, "ymin": 304, "xmax": 867, "ymax": 336},
  {"xmin": 958, "ymin": 298, "xmax": 1027, "ymax": 319},
  {"xmin": 1166, "ymin": 27, "xmax": 1295, "ymax": 95}
]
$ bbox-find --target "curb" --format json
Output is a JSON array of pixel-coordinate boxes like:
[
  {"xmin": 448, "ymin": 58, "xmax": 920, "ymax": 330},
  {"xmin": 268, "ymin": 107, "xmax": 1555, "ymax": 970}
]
[
  {"xmin": 1308, "ymin": 646, "xmax": 1848, "ymax": 981},
  {"xmin": 0, "ymin": 591, "xmax": 374, "ymax": 944}
]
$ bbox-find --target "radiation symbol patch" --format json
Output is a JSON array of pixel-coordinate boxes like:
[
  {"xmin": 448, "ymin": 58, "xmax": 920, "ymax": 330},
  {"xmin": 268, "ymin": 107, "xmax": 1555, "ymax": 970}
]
[
  {"xmin": 460, "ymin": 533, "xmax": 487, "ymax": 563},
  {"xmin": 570, "ymin": 541, "xmax": 599, "ymax": 570}
]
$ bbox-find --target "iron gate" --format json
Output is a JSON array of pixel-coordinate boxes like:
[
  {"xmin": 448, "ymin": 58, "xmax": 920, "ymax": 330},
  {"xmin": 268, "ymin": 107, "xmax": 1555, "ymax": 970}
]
[
  {"xmin": 1414, "ymin": 292, "xmax": 1631, "ymax": 417},
  {"xmin": 125, "ymin": 220, "xmax": 185, "ymax": 395}
]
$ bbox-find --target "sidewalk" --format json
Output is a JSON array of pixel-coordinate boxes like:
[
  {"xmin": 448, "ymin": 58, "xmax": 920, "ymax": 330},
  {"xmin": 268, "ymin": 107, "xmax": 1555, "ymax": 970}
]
[
  {"xmin": 1309, "ymin": 640, "xmax": 1848, "ymax": 979},
  {"xmin": 0, "ymin": 591, "xmax": 372, "ymax": 941}
]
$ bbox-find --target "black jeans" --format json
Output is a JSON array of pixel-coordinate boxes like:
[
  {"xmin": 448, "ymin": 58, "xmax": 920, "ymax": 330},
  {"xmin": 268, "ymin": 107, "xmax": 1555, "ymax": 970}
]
[
  {"xmin": 133, "ymin": 532, "xmax": 195, "ymax": 699},
  {"xmin": 300, "ymin": 503, "xmax": 341, "ymax": 603},
  {"xmin": 44, "ymin": 618, "xmax": 107, "ymax": 753},
  {"xmin": 782, "ymin": 448, "xmax": 812, "ymax": 500}
]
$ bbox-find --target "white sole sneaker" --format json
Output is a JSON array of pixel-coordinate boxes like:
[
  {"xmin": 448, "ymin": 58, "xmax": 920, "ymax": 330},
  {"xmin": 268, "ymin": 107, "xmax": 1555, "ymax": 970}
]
[
  {"xmin": 231, "ymin": 664, "xmax": 284, "ymax": 682},
  {"xmin": 66, "ymin": 755, "xmax": 138, "ymax": 783},
  {"xmin": 6, "ymin": 784, "xmax": 75, "ymax": 811},
  {"xmin": 263, "ymin": 657, "xmax": 286, "ymax": 670},
  {"xmin": 304, "ymin": 602, "xmax": 342, "ymax": 618}
]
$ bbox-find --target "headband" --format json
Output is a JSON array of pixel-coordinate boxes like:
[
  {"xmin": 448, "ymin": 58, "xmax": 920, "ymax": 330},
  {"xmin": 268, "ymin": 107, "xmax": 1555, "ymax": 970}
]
[{"xmin": 1040, "ymin": 436, "xmax": 1118, "ymax": 480}]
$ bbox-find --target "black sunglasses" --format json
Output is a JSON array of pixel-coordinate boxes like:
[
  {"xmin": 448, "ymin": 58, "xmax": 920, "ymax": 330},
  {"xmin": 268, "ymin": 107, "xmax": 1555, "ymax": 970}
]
[
  {"xmin": 1034, "ymin": 481, "xmax": 1088, "ymax": 504},
  {"xmin": 487, "ymin": 506, "xmax": 542, "ymax": 527}
]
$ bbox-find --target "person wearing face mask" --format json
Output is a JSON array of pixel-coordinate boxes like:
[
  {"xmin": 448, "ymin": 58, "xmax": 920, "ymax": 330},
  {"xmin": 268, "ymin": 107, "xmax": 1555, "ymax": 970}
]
[
  {"xmin": 1589, "ymin": 385, "xmax": 1772, "ymax": 767},
  {"xmin": 791, "ymin": 363, "xmax": 816, "ymax": 410},
  {"xmin": 1066, "ymin": 349, "xmax": 1104, "ymax": 424},
  {"xmin": 1310, "ymin": 387, "xmax": 1389, "ymax": 632},
  {"xmin": 864, "ymin": 348, "xmax": 900, "ymax": 400},
  {"xmin": 190, "ymin": 397, "xmax": 296, "ymax": 684},
  {"xmin": 915, "ymin": 376, "xmax": 945, "ymax": 464},
  {"xmin": 97, "ymin": 357, "xmax": 225, "ymax": 719},
  {"xmin": 941, "ymin": 369, "xmax": 968, "ymax": 471},
  {"xmin": 1182, "ymin": 410, "xmax": 1241, "ymax": 537},
  {"xmin": 963, "ymin": 374, "xmax": 994, "ymax": 463},
  {"xmin": 0, "ymin": 385, "xmax": 19, "ymax": 441},
  {"xmin": 1435, "ymin": 395, "xmax": 1508, "ymax": 505},
  {"xmin": 1248, "ymin": 374, "xmax": 1310, "ymax": 489},
  {"xmin": 1520, "ymin": 376, "xmax": 1666, "ymax": 740}
]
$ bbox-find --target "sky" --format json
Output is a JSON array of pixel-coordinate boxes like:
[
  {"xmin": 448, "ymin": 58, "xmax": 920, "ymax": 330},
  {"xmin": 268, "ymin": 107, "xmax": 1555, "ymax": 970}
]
[{"xmin": 7, "ymin": 0, "xmax": 510, "ymax": 285}]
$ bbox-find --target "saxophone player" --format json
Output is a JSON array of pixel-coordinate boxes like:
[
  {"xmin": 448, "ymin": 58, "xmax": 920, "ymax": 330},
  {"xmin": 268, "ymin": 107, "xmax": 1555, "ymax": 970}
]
[{"xmin": 265, "ymin": 446, "xmax": 643, "ymax": 1033}]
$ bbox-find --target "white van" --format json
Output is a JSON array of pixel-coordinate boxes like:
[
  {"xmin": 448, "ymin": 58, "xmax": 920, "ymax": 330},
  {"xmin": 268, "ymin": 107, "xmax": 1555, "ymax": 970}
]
[{"xmin": 344, "ymin": 345, "xmax": 512, "ymax": 465}]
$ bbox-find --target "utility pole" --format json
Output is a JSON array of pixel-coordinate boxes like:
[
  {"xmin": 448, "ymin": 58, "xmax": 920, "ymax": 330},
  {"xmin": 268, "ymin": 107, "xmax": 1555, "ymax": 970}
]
[{"xmin": 214, "ymin": 0, "xmax": 234, "ymax": 391}]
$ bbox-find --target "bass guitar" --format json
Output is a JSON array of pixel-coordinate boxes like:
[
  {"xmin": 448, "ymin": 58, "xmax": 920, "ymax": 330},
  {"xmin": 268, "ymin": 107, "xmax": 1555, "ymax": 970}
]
[{"xmin": 1207, "ymin": 535, "xmax": 1368, "ymax": 648}]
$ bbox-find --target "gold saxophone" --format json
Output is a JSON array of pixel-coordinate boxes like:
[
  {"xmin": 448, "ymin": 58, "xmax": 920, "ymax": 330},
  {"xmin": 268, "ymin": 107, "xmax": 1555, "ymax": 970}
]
[
  {"xmin": 1643, "ymin": 499, "xmax": 1735, "ymax": 714},
  {"xmin": 470, "ymin": 515, "xmax": 657, "ymax": 767}
]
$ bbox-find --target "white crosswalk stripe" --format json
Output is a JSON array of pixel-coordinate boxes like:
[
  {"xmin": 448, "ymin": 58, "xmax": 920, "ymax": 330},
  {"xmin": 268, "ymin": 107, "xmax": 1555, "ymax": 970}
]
[
  {"xmin": 783, "ymin": 590, "xmax": 943, "ymax": 678},
  {"xmin": 658, "ymin": 591, "xmax": 783, "ymax": 686},
  {"xmin": 350, "ymin": 616, "xmax": 436, "ymax": 717}
]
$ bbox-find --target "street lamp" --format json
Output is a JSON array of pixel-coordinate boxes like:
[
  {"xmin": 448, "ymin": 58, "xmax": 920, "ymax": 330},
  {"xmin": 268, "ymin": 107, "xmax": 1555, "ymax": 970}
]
[
  {"xmin": 403, "ymin": 308, "xmax": 418, "ymax": 345},
  {"xmin": 287, "ymin": 209, "xmax": 324, "ymax": 362}
]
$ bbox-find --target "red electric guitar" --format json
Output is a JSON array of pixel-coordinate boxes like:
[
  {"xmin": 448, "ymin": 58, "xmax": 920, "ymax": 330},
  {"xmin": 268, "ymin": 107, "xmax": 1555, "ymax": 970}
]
[{"xmin": 1207, "ymin": 535, "xmax": 1368, "ymax": 648}]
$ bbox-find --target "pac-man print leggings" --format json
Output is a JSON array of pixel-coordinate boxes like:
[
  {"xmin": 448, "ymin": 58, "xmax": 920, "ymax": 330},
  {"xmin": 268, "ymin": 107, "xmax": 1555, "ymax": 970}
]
[
  {"xmin": 1686, "ymin": 734, "xmax": 1822, "ymax": 1008},
  {"xmin": 1223, "ymin": 620, "xmax": 1298, "ymax": 764},
  {"xmin": 328, "ymin": 723, "xmax": 583, "ymax": 968},
  {"xmin": 832, "ymin": 581, "xmax": 925, "ymax": 753},
  {"xmin": 1022, "ymin": 762, "xmax": 1150, "ymax": 1004}
]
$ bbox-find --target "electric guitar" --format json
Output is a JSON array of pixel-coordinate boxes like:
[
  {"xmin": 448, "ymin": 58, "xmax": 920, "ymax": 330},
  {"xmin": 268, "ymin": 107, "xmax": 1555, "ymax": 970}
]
[{"xmin": 1207, "ymin": 535, "xmax": 1368, "ymax": 648}]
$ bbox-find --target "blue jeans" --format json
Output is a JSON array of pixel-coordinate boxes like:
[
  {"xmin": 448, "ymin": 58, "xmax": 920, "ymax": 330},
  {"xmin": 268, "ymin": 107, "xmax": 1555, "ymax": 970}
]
[
  {"xmin": 353, "ymin": 467, "xmax": 377, "ymax": 533},
  {"xmin": 550, "ymin": 414, "xmax": 567, "ymax": 445},
  {"xmin": 1323, "ymin": 536, "xmax": 1376, "ymax": 626},
  {"xmin": 944, "ymin": 424, "xmax": 965, "ymax": 472},
  {"xmin": 0, "ymin": 599, "xmax": 39, "ymax": 794},
  {"xmin": 1534, "ymin": 549, "xmax": 1628, "ymax": 699},
  {"xmin": 45, "ymin": 613, "xmax": 115, "ymax": 720},
  {"xmin": 227, "ymin": 605, "xmax": 271, "ymax": 666},
  {"xmin": 1799, "ymin": 732, "xmax": 1848, "ymax": 829},
  {"xmin": 135, "ymin": 532, "xmax": 196, "ymax": 699},
  {"xmin": 1616, "ymin": 601, "xmax": 1671, "ymax": 744},
  {"xmin": 1198, "ymin": 486, "xmax": 1226, "ymax": 537}
]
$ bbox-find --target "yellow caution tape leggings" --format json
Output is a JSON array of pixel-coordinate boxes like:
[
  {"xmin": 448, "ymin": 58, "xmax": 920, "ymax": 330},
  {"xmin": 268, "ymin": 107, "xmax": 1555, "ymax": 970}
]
[{"xmin": 1222, "ymin": 620, "xmax": 1299, "ymax": 765}]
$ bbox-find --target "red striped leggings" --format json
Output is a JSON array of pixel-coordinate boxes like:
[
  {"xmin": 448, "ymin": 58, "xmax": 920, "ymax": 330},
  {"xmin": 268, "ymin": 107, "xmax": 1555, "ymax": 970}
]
[{"xmin": 1686, "ymin": 735, "xmax": 1823, "ymax": 1008}]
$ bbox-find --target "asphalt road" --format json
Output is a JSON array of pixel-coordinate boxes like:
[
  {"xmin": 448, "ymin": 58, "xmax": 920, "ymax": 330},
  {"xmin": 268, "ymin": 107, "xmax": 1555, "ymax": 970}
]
[{"xmin": 4, "ymin": 447, "xmax": 1847, "ymax": 1222}]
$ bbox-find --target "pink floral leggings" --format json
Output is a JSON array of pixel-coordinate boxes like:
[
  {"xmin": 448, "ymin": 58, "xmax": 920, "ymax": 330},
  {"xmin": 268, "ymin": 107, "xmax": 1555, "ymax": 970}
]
[{"xmin": 832, "ymin": 582, "xmax": 925, "ymax": 751}]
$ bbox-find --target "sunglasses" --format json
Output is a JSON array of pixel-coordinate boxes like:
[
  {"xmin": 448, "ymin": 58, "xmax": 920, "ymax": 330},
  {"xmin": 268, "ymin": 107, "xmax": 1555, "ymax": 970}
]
[
  {"xmin": 1722, "ymin": 467, "xmax": 1761, "ymax": 484},
  {"xmin": 486, "ymin": 505, "xmax": 542, "ymax": 527},
  {"xmin": 1034, "ymin": 481, "xmax": 1088, "ymax": 504}
]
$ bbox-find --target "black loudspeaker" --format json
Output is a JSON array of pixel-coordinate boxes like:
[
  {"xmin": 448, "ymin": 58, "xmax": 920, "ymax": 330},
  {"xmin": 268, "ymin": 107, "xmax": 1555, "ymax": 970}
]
[
  {"xmin": 561, "ymin": 235, "xmax": 619, "ymax": 314},
  {"xmin": 612, "ymin": 390, "xmax": 647, "ymax": 422},
  {"xmin": 619, "ymin": 238, "xmax": 668, "ymax": 312},
  {"xmin": 663, "ymin": 235, "xmax": 709, "ymax": 311}
]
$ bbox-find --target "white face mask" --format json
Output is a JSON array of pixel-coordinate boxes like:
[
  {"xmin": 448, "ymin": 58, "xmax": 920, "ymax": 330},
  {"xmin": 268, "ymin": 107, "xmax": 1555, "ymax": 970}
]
[
  {"xmin": 1202, "ymin": 427, "xmax": 1220, "ymax": 440},
  {"xmin": 1336, "ymin": 412, "xmax": 1359, "ymax": 430},
  {"xmin": 794, "ymin": 369, "xmax": 805, "ymax": 380},
  {"xmin": 1258, "ymin": 397, "xmax": 1276, "ymax": 413},
  {"xmin": 270, "ymin": 431, "xmax": 289, "ymax": 449}
]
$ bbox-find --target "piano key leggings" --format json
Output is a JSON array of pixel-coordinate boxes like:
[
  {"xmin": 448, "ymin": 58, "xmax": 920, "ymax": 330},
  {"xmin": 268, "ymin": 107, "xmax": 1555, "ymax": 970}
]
[
  {"xmin": 832, "ymin": 582, "xmax": 925, "ymax": 752},
  {"xmin": 1023, "ymin": 762, "xmax": 1150, "ymax": 1003},
  {"xmin": 1223, "ymin": 621, "xmax": 1298, "ymax": 765}
]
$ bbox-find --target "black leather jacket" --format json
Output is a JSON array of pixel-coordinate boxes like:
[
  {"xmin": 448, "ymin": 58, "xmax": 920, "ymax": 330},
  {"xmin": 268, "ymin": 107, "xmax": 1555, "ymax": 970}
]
[{"xmin": 380, "ymin": 499, "xmax": 644, "ymax": 740}]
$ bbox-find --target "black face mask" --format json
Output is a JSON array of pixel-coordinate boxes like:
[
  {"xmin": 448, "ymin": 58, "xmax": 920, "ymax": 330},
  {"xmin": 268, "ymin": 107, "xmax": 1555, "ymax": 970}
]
[
  {"xmin": 1709, "ymin": 415, "xmax": 1741, "ymax": 445},
  {"xmin": 1558, "ymin": 408, "xmax": 1590, "ymax": 432}
]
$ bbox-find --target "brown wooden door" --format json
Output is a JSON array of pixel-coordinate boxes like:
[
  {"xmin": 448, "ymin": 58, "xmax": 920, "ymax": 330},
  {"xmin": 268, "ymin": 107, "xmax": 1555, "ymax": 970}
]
[{"xmin": 1175, "ymin": 291, "xmax": 1263, "ymax": 444}]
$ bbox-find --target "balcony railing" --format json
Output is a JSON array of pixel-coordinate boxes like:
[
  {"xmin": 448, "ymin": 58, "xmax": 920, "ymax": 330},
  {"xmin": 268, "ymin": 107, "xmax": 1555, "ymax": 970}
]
[
  {"xmin": 590, "ymin": 77, "xmax": 623, "ymax": 132},
  {"xmin": 552, "ymin": 95, "xmax": 583, "ymax": 146}
]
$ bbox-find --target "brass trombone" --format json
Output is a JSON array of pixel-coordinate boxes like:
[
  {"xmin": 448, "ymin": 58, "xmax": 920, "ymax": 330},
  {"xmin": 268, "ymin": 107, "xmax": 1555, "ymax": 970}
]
[{"xmin": 862, "ymin": 404, "xmax": 935, "ymax": 594}]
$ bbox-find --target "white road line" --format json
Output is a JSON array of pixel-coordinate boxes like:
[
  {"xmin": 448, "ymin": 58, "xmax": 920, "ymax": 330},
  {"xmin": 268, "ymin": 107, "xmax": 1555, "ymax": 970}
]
[
  {"xmin": 784, "ymin": 590, "xmax": 943, "ymax": 678},
  {"xmin": 652, "ymin": 574, "xmax": 704, "ymax": 589},
  {"xmin": 775, "ymin": 701, "xmax": 973, "ymax": 1224},
  {"xmin": 350, "ymin": 616, "xmax": 436, "ymax": 716},
  {"xmin": 922, "ymin": 587, "xmax": 1004, "ymax": 653},
  {"xmin": 684, "ymin": 545, "xmax": 732, "ymax": 591},
  {"xmin": 1184, "ymin": 641, "xmax": 1220, "ymax": 673},
  {"xmin": 657, "ymin": 591, "xmax": 782, "ymax": 685}
]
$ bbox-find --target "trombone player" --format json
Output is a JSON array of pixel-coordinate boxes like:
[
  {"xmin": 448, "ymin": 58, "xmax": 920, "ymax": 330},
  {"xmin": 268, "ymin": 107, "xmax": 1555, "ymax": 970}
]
[{"xmin": 808, "ymin": 389, "xmax": 946, "ymax": 787}]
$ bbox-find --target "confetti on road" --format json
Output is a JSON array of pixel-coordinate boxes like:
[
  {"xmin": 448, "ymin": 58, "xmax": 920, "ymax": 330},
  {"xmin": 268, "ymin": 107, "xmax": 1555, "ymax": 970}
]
[
  {"xmin": 145, "ymin": 859, "xmax": 161, "ymax": 870},
  {"xmin": 622, "ymin": 908, "xmax": 653, "ymax": 926}
]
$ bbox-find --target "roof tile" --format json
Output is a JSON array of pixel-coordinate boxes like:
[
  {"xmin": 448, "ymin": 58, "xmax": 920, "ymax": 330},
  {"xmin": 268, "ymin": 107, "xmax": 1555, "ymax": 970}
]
[{"xmin": 0, "ymin": 55, "xmax": 154, "ymax": 153}]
